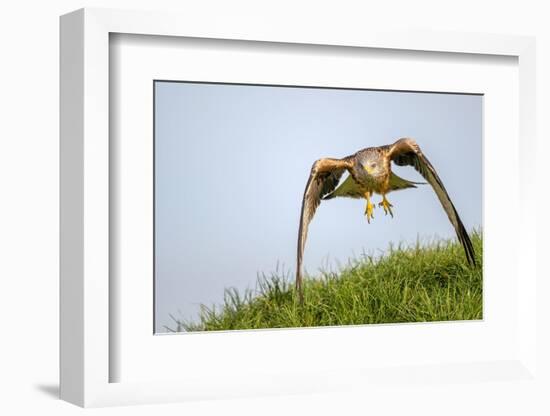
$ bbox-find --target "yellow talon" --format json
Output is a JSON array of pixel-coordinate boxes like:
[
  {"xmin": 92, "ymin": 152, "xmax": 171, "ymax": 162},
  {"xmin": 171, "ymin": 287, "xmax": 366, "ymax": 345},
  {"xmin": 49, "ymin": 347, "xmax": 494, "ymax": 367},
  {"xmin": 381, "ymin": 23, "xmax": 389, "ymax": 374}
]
[
  {"xmin": 378, "ymin": 196, "xmax": 394, "ymax": 217},
  {"xmin": 364, "ymin": 201, "xmax": 375, "ymax": 223},
  {"xmin": 364, "ymin": 192, "xmax": 375, "ymax": 223}
]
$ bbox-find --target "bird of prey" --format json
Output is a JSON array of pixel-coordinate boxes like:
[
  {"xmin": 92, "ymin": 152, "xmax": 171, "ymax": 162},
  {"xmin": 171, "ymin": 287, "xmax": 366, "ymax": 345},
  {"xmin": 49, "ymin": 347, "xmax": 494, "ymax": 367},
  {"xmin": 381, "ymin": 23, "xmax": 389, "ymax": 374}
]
[{"xmin": 296, "ymin": 138, "xmax": 476, "ymax": 302}]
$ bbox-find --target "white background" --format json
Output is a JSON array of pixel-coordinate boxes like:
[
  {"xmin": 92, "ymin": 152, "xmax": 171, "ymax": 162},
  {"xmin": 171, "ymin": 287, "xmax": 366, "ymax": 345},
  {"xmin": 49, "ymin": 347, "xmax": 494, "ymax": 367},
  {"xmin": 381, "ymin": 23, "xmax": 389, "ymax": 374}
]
[{"xmin": 1, "ymin": 1, "xmax": 548, "ymax": 415}]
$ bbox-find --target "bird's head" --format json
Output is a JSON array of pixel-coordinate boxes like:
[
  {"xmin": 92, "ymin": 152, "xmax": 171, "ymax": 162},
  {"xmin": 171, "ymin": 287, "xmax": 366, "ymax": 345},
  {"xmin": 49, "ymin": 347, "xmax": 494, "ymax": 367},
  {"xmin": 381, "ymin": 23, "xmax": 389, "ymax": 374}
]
[{"xmin": 360, "ymin": 154, "xmax": 387, "ymax": 178}]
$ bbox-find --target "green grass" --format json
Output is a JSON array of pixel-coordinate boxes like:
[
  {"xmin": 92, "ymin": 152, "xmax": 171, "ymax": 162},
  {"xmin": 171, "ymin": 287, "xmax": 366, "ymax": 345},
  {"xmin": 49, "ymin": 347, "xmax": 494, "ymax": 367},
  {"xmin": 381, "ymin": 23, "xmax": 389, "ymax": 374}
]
[{"xmin": 169, "ymin": 231, "xmax": 483, "ymax": 332}]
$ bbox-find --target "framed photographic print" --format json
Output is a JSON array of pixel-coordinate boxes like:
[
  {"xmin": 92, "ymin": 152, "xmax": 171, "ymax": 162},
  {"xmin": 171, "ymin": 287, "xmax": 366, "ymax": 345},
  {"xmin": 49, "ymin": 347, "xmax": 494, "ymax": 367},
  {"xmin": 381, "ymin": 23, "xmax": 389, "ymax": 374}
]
[{"xmin": 60, "ymin": 8, "xmax": 539, "ymax": 408}]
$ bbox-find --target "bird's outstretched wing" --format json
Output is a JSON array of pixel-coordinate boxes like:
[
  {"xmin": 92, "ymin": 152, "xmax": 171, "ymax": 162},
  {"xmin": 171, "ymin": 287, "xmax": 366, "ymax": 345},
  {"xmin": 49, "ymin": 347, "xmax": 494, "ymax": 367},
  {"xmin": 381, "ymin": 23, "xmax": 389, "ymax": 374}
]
[
  {"xmin": 388, "ymin": 138, "xmax": 476, "ymax": 266},
  {"xmin": 322, "ymin": 174, "xmax": 364, "ymax": 199},
  {"xmin": 296, "ymin": 157, "xmax": 353, "ymax": 301}
]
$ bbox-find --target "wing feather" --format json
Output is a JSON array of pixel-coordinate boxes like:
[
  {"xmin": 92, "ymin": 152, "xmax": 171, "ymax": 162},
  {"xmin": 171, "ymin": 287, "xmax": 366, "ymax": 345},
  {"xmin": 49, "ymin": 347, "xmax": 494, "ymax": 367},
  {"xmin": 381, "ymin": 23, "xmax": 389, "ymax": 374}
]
[
  {"xmin": 322, "ymin": 174, "xmax": 364, "ymax": 199},
  {"xmin": 296, "ymin": 157, "xmax": 352, "ymax": 301},
  {"xmin": 388, "ymin": 138, "xmax": 476, "ymax": 266},
  {"xmin": 388, "ymin": 171, "xmax": 425, "ymax": 191}
]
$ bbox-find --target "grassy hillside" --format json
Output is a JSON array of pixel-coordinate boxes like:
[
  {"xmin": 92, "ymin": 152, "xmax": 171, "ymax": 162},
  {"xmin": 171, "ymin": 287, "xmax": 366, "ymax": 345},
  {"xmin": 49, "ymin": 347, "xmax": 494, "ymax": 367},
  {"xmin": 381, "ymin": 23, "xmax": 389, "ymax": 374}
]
[{"xmin": 170, "ymin": 231, "xmax": 483, "ymax": 332}]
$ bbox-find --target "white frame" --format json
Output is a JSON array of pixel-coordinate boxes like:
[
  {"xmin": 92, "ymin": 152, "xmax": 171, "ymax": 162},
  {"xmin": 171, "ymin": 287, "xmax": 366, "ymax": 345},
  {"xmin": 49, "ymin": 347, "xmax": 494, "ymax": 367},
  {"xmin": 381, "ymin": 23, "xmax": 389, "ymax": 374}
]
[
  {"xmin": 112, "ymin": 33, "xmax": 519, "ymax": 384},
  {"xmin": 60, "ymin": 8, "xmax": 537, "ymax": 408}
]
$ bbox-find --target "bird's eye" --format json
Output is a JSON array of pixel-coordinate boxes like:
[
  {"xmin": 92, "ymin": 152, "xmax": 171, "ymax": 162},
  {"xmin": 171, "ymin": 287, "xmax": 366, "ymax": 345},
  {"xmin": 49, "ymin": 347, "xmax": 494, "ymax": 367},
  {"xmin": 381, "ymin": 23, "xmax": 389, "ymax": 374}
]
[{"xmin": 370, "ymin": 163, "xmax": 377, "ymax": 168}]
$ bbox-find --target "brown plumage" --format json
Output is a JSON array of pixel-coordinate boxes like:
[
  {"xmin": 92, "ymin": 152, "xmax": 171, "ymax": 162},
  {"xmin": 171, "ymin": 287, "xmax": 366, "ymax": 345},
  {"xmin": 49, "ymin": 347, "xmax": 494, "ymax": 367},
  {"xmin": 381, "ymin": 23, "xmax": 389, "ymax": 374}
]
[{"xmin": 296, "ymin": 138, "xmax": 476, "ymax": 303}]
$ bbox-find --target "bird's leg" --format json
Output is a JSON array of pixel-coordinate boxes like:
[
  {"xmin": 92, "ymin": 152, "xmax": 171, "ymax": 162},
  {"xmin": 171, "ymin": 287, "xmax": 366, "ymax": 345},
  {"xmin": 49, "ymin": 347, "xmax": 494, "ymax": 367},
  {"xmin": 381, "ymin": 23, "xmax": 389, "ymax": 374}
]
[
  {"xmin": 378, "ymin": 194, "xmax": 394, "ymax": 217},
  {"xmin": 364, "ymin": 192, "xmax": 375, "ymax": 223}
]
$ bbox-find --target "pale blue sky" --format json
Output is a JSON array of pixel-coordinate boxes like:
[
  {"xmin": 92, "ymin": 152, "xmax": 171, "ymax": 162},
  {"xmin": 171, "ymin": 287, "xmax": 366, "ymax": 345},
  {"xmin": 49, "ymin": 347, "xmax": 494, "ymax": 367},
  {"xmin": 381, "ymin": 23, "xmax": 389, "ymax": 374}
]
[{"xmin": 154, "ymin": 81, "xmax": 482, "ymax": 332}]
